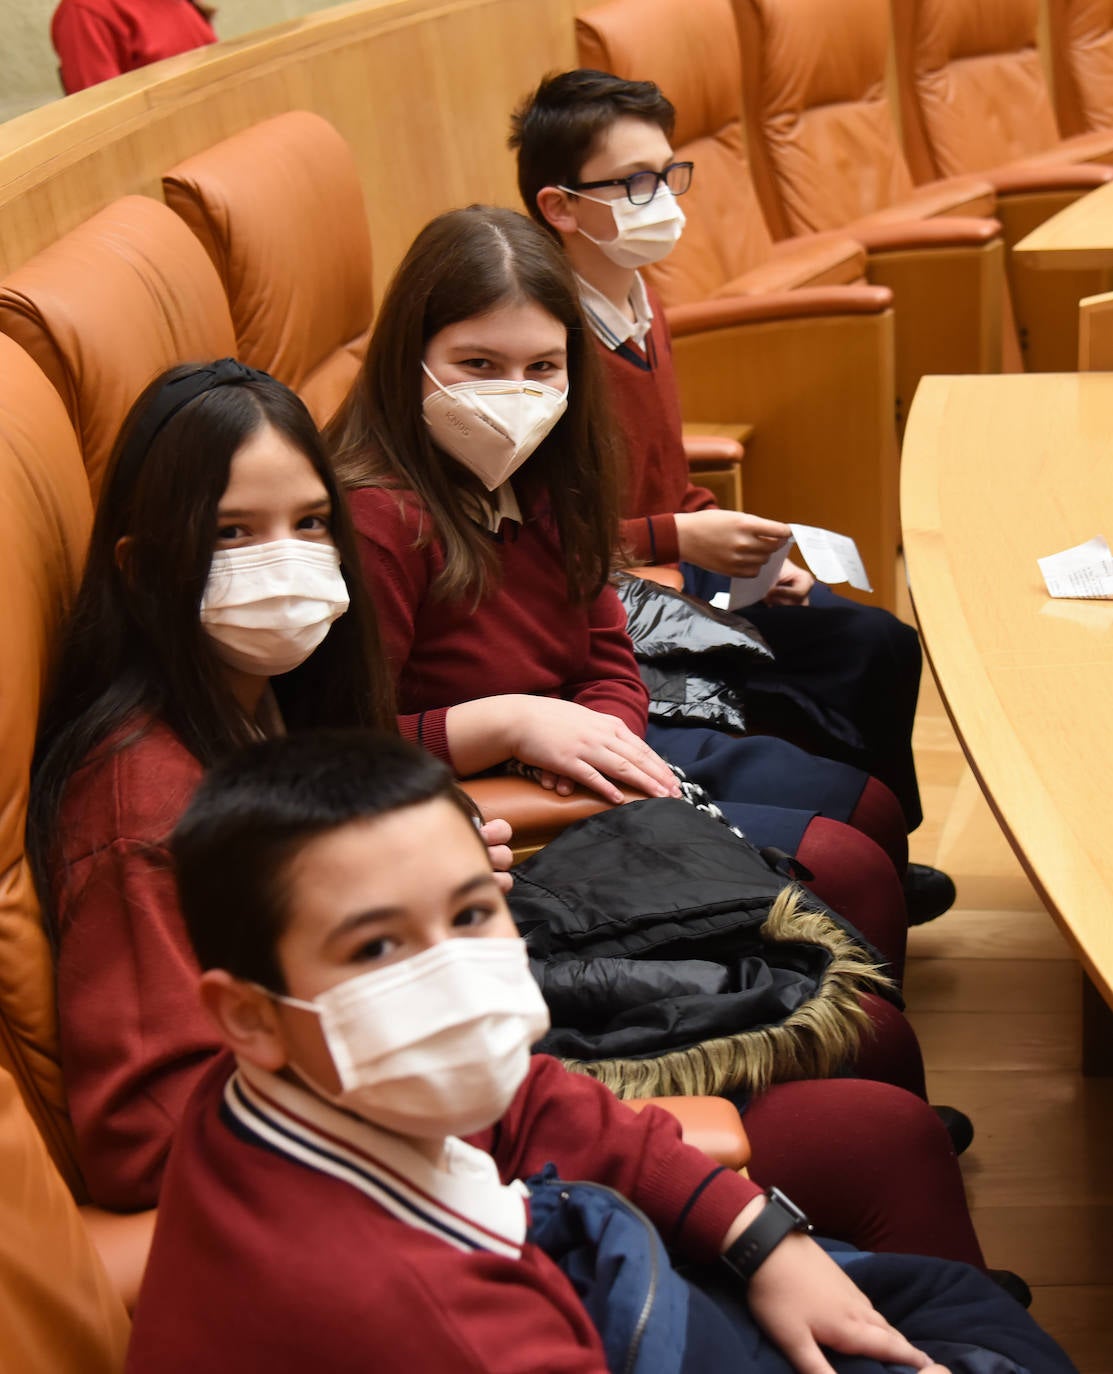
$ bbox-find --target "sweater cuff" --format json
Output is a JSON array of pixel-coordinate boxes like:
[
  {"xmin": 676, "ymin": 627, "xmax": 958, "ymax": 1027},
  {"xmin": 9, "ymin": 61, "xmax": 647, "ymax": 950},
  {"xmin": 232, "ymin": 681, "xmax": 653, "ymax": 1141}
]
[
  {"xmin": 398, "ymin": 709, "xmax": 454, "ymax": 770},
  {"xmin": 636, "ymin": 1113, "xmax": 762, "ymax": 1262},
  {"xmin": 619, "ymin": 515, "xmax": 680, "ymax": 567}
]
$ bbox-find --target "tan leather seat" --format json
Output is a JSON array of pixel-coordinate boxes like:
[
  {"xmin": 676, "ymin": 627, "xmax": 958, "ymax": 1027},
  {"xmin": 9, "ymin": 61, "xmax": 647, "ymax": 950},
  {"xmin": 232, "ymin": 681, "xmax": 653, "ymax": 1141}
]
[
  {"xmin": 0, "ymin": 1065, "xmax": 130, "ymax": 1373},
  {"xmin": 163, "ymin": 112, "xmax": 374, "ymax": 428},
  {"xmin": 893, "ymin": 0, "xmax": 1113, "ymax": 180},
  {"xmin": 891, "ymin": 0, "xmax": 1113, "ymax": 369},
  {"xmin": 0, "ymin": 333, "xmax": 156, "ymax": 1313},
  {"xmin": 0, "ymin": 195, "xmax": 237, "ymax": 501},
  {"xmin": 0, "ymin": 335, "xmax": 92, "ymax": 1200},
  {"xmin": 733, "ymin": 0, "xmax": 1007, "ymax": 411},
  {"xmin": 1048, "ymin": 0, "xmax": 1113, "ymax": 137},
  {"xmin": 577, "ymin": 0, "xmax": 900, "ymax": 608}
]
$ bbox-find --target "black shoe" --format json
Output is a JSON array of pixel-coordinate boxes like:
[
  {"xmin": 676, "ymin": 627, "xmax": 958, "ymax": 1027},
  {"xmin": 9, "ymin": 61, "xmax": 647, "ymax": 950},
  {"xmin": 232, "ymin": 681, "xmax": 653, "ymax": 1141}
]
[
  {"xmin": 904, "ymin": 863, "xmax": 957, "ymax": 925},
  {"xmin": 988, "ymin": 1269, "xmax": 1033, "ymax": 1309},
  {"xmin": 933, "ymin": 1105, "xmax": 975, "ymax": 1156}
]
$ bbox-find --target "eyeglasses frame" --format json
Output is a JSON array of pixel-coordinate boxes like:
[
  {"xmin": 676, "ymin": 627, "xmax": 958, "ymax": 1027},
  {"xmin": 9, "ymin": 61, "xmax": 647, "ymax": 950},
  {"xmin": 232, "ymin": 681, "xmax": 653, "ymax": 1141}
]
[{"xmin": 566, "ymin": 160, "xmax": 695, "ymax": 206}]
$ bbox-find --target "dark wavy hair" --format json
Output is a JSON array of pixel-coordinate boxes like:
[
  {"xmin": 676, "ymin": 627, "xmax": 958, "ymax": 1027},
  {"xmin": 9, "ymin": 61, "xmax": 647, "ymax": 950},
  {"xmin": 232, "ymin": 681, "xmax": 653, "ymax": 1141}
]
[
  {"xmin": 325, "ymin": 205, "xmax": 623, "ymax": 605},
  {"xmin": 509, "ymin": 69, "xmax": 676, "ymax": 232},
  {"xmin": 173, "ymin": 730, "xmax": 478, "ymax": 992},
  {"xmin": 29, "ymin": 364, "xmax": 395, "ymax": 944}
]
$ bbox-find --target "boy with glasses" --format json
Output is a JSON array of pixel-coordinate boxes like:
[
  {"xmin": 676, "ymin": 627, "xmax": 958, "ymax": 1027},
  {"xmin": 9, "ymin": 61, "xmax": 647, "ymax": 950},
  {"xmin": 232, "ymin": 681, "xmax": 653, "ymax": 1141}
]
[{"xmin": 509, "ymin": 70, "xmax": 954, "ymax": 925}]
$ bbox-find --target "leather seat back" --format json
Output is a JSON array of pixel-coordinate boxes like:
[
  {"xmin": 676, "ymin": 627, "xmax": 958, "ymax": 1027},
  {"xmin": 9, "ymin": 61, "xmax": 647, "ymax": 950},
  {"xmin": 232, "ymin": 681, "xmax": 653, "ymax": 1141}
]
[
  {"xmin": 0, "ymin": 336, "xmax": 92, "ymax": 1198},
  {"xmin": 0, "ymin": 196, "xmax": 237, "ymax": 502},
  {"xmin": 0, "ymin": 1066, "xmax": 130, "ymax": 1372},
  {"xmin": 891, "ymin": 0, "xmax": 1062, "ymax": 180},
  {"xmin": 736, "ymin": 0, "xmax": 916, "ymax": 236},
  {"xmin": 1049, "ymin": 0, "xmax": 1113, "ymax": 135},
  {"xmin": 163, "ymin": 112, "xmax": 374, "ymax": 427},
  {"xmin": 576, "ymin": 0, "xmax": 776, "ymax": 305}
]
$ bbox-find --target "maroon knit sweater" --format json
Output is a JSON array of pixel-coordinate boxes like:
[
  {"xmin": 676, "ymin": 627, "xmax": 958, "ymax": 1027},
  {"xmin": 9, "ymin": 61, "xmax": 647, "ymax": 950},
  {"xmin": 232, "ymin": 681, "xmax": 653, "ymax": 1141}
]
[
  {"xmin": 126, "ymin": 1055, "xmax": 758, "ymax": 1373},
  {"xmin": 349, "ymin": 485, "xmax": 649, "ymax": 769},
  {"xmin": 601, "ymin": 288, "xmax": 717, "ymax": 565}
]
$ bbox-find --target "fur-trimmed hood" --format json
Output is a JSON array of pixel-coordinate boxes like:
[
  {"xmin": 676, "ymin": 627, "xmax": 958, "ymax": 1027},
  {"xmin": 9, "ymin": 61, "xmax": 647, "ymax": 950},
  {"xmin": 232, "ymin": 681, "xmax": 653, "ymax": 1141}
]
[{"xmin": 509, "ymin": 798, "xmax": 896, "ymax": 1101}]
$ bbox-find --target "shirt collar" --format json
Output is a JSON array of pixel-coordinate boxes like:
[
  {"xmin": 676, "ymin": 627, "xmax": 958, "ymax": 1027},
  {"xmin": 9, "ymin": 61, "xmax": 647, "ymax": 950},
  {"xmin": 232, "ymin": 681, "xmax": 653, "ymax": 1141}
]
[
  {"xmin": 229, "ymin": 1062, "xmax": 528, "ymax": 1256},
  {"xmin": 575, "ymin": 270, "xmax": 654, "ymax": 352},
  {"xmin": 468, "ymin": 481, "xmax": 523, "ymax": 533}
]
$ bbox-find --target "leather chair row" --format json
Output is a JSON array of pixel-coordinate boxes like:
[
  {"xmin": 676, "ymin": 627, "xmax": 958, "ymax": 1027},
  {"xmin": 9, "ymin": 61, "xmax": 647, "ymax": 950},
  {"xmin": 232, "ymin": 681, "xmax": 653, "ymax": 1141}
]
[{"xmin": 577, "ymin": 0, "xmax": 1113, "ymax": 383}]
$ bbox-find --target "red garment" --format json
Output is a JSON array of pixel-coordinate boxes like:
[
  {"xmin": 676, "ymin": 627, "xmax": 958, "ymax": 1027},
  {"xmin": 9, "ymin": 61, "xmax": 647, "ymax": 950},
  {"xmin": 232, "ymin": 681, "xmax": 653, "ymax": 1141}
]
[
  {"xmin": 54, "ymin": 719, "xmax": 219, "ymax": 1209},
  {"xmin": 52, "ymin": 0, "xmax": 216, "ymax": 94},
  {"xmin": 602, "ymin": 299, "xmax": 717, "ymax": 565},
  {"xmin": 126, "ymin": 1054, "xmax": 759, "ymax": 1373},
  {"xmin": 350, "ymin": 486, "xmax": 648, "ymax": 768}
]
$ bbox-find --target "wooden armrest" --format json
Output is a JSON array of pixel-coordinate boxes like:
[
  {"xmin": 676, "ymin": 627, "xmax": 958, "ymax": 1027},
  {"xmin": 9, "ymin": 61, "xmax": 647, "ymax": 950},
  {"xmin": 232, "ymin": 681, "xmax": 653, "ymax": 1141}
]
[
  {"xmin": 79, "ymin": 1205, "xmax": 157, "ymax": 1312},
  {"xmin": 627, "ymin": 1097, "xmax": 751, "ymax": 1170}
]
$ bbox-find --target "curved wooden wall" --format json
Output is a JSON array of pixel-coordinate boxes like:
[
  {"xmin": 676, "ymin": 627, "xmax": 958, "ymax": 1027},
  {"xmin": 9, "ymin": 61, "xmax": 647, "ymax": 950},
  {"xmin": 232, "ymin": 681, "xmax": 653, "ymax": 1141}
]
[{"xmin": 0, "ymin": 0, "xmax": 580, "ymax": 297}]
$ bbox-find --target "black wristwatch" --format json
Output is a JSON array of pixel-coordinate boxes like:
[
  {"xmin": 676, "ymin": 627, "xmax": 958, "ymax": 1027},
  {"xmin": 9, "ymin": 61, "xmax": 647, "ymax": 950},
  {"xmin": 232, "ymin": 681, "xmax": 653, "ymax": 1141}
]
[{"xmin": 721, "ymin": 1187, "xmax": 814, "ymax": 1282}]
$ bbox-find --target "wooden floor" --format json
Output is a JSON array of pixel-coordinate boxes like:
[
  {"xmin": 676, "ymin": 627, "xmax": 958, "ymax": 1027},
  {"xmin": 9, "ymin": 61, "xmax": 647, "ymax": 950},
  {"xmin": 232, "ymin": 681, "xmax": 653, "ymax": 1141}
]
[{"xmin": 900, "ymin": 586, "xmax": 1113, "ymax": 1370}]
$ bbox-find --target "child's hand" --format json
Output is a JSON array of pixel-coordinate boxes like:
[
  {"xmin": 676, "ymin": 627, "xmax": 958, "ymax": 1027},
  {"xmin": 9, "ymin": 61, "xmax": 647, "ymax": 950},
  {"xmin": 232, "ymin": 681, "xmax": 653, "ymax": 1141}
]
[
  {"xmin": 763, "ymin": 560, "xmax": 815, "ymax": 607},
  {"xmin": 478, "ymin": 818, "xmax": 514, "ymax": 893},
  {"xmin": 508, "ymin": 698, "xmax": 681, "ymax": 806},
  {"xmin": 746, "ymin": 1231, "xmax": 943, "ymax": 1374},
  {"xmin": 675, "ymin": 510, "xmax": 791, "ymax": 578}
]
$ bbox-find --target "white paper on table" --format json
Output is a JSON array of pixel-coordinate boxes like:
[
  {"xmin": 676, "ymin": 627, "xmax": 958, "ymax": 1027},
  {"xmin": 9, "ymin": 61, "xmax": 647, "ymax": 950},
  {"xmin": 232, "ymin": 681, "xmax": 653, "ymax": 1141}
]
[
  {"xmin": 727, "ymin": 539, "xmax": 793, "ymax": 609},
  {"xmin": 789, "ymin": 523, "xmax": 873, "ymax": 593},
  {"xmin": 1037, "ymin": 536, "xmax": 1113, "ymax": 600}
]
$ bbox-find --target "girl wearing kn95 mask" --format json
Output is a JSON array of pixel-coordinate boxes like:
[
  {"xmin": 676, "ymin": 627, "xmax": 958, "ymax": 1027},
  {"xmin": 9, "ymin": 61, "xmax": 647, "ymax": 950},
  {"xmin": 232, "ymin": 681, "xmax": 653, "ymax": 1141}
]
[
  {"xmin": 126, "ymin": 731, "xmax": 1072, "ymax": 1374},
  {"xmin": 327, "ymin": 206, "xmax": 916, "ymax": 985},
  {"xmin": 319, "ymin": 209, "xmax": 999, "ymax": 1270},
  {"xmin": 27, "ymin": 360, "xmax": 514, "ymax": 1223}
]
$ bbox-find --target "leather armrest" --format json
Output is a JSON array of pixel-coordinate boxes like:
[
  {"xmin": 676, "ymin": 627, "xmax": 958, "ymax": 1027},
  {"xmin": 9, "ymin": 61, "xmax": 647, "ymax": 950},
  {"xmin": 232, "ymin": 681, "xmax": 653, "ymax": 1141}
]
[
  {"xmin": 79, "ymin": 1205, "xmax": 156, "ymax": 1312},
  {"xmin": 630, "ymin": 565, "xmax": 684, "ymax": 590},
  {"xmin": 682, "ymin": 434, "xmax": 744, "ymax": 465},
  {"xmin": 462, "ymin": 776, "xmax": 644, "ymax": 844},
  {"xmin": 990, "ymin": 162, "xmax": 1113, "ymax": 194},
  {"xmin": 627, "ymin": 1097, "xmax": 751, "ymax": 1171},
  {"xmin": 850, "ymin": 216, "xmax": 1002, "ymax": 252},
  {"xmin": 855, "ymin": 176, "xmax": 996, "ymax": 223},
  {"xmin": 665, "ymin": 285, "xmax": 893, "ymax": 337}
]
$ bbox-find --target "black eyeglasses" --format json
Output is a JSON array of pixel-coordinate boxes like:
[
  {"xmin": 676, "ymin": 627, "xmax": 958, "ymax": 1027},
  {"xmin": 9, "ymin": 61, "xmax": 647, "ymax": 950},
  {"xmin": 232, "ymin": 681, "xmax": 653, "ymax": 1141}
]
[{"xmin": 567, "ymin": 161, "xmax": 694, "ymax": 207}]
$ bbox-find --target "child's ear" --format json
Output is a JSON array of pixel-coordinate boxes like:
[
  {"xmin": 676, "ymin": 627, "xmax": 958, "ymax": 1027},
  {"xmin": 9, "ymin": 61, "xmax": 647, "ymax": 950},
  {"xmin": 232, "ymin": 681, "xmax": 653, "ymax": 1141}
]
[
  {"xmin": 536, "ymin": 186, "xmax": 580, "ymax": 237},
  {"xmin": 199, "ymin": 970, "xmax": 289, "ymax": 1072}
]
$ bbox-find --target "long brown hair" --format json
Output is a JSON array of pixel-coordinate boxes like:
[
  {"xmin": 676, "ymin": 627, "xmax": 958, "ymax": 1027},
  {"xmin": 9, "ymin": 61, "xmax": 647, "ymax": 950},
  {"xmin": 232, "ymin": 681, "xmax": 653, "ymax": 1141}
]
[{"xmin": 326, "ymin": 205, "xmax": 623, "ymax": 604}]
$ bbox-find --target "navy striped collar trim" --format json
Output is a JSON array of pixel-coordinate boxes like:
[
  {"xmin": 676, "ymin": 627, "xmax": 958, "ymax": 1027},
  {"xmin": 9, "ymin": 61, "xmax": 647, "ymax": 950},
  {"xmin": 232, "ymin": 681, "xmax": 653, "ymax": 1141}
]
[{"xmin": 224, "ymin": 1065, "xmax": 528, "ymax": 1257}]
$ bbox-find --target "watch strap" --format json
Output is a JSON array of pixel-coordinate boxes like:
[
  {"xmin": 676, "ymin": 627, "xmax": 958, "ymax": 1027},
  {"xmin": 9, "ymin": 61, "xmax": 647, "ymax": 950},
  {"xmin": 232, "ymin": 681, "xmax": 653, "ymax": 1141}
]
[{"xmin": 722, "ymin": 1188, "xmax": 813, "ymax": 1282}]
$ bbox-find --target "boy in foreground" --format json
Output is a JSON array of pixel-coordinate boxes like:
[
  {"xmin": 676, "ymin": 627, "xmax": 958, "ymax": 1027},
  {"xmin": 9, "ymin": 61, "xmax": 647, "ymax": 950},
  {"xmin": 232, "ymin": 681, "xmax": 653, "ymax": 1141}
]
[{"xmin": 125, "ymin": 732, "xmax": 1063, "ymax": 1372}]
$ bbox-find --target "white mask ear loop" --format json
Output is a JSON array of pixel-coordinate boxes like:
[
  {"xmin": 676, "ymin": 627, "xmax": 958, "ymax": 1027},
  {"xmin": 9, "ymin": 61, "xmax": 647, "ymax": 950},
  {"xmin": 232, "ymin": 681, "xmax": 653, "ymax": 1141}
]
[{"xmin": 421, "ymin": 360, "xmax": 452, "ymax": 397}]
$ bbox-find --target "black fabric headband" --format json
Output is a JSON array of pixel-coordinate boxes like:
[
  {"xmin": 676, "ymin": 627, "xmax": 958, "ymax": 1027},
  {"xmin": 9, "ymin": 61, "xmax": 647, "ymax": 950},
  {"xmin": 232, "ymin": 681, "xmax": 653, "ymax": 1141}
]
[{"xmin": 122, "ymin": 358, "xmax": 272, "ymax": 466}]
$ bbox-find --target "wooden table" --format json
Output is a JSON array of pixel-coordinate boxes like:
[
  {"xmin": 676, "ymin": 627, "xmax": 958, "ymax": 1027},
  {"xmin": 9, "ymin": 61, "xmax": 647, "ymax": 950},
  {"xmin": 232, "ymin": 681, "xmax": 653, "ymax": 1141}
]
[
  {"xmin": 1014, "ymin": 179, "xmax": 1113, "ymax": 269},
  {"xmin": 902, "ymin": 373, "xmax": 1113, "ymax": 1063}
]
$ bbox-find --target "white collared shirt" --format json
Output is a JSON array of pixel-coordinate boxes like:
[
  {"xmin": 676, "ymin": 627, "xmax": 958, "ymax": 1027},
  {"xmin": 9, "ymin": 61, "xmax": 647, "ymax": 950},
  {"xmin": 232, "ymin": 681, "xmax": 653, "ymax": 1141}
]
[
  {"xmin": 575, "ymin": 270, "xmax": 654, "ymax": 352},
  {"xmin": 229, "ymin": 1061, "xmax": 529, "ymax": 1257},
  {"xmin": 474, "ymin": 481, "xmax": 523, "ymax": 533}
]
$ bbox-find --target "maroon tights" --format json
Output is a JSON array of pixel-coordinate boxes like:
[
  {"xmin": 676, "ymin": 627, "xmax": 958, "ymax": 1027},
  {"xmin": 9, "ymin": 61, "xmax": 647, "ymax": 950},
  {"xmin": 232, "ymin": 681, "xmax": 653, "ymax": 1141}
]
[
  {"xmin": 796, "ymin": 816, "xmax": 908, "ymax": 983},
  {"xmin": 743, "ymin": 1078, "xmax": 984, "ymax": 1269}
]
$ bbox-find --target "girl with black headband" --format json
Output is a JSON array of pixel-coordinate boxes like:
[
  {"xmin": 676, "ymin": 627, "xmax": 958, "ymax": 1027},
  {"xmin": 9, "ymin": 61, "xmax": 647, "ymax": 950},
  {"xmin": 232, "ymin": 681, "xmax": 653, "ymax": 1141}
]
[{"xmin": 27, "ymin": 360, "xmax": 512, "ymax": 1222}]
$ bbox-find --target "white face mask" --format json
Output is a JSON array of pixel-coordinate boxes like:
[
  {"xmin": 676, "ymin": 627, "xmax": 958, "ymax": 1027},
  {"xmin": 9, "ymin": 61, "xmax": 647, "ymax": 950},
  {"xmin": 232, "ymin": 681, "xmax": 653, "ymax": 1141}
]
[
  {"xmin": 201, "ymin": 539, "xmax": 350, "ymax": 677},
  {"xmin": 271, "ymin": 938, "xmax": 551, "ymax": 1140},
  {"xmin": 565, "ymin": 185, "xmax": 687, "ymax": 269},
  {"xmin": 421, "ymin": 363, "xmax": 568, "ymax": 490}
]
